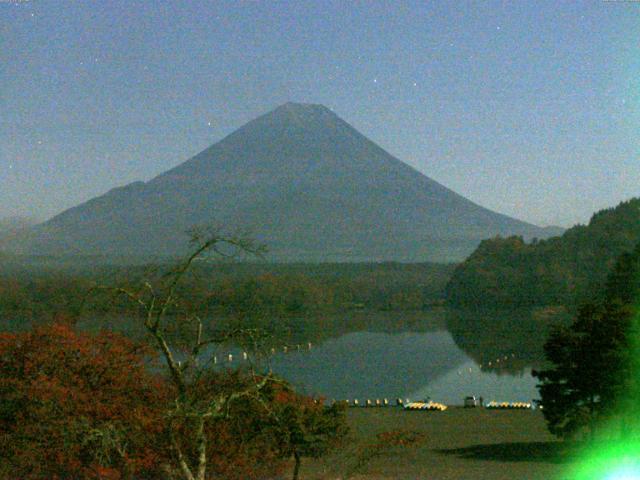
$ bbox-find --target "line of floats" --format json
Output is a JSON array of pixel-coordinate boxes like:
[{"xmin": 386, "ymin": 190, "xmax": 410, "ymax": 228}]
[
  {"xmin": 336, "ymin": 398, "xmax": 534, "ymax": 411},
  {"xmin": 211, "ymin": 344, "xmax": 534, "ymax": 411},
  {"xmin": 212, "ymin": 347, "xmax": 522, "ymax": 377},
  {"xmin": 212, "ymin": 342, "xmax": 313, "ymax": 364}
]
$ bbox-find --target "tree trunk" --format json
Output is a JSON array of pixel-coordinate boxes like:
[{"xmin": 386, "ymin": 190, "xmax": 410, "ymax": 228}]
[
  {"xmin": 170, "ymin": 424, "xmax": 196, "ymax": 480},
  {"xmin": 195, "ymin": 416, "xmax": 207, "ymax": 480},
  {"xmin": 292, "ymin": 451, "xmax": 301, "ymax": 480}
]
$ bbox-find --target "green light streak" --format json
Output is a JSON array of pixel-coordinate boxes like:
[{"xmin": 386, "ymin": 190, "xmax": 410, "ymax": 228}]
[
  {"xmin": 569, "ymin": 439, "xmax": 640, "ymax": 480},
  {"xmin": 563, "ymin": 305, "xmax": 640, "ymax": 480}
]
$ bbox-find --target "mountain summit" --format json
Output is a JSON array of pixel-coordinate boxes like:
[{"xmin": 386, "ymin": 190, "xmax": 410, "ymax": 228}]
[{"xmin": 8, "ymin": 103, "xmax": 557, "ymax": 261}]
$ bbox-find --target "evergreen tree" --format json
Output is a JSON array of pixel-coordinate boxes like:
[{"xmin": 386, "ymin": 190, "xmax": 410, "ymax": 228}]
[{"xmin": 534, "ymin": 242, "xmax": 640, "ymax": 438}]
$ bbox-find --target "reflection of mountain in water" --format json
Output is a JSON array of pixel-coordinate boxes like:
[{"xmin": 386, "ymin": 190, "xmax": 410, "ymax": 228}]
[
  {"xmin": 75, "ymin": 308, "xmax": 553, "ymax": 402},
  {"xmin": 445, "ymin": 307, "xmax": 571, "ymax": 374},
  {"xmin": 233, "ymin": 308, "xmax": 564, "ymax": 401},
  {"xmin": 269, "ymin": 309, "xmax": 446, "ymax": 347},
  {"xmin": 269, "ymin": 331, "xmax": 467, "ymax": 400},
  {"xmin": 409, "ymin": 359, "xmax": 539, "ymax": 405}
]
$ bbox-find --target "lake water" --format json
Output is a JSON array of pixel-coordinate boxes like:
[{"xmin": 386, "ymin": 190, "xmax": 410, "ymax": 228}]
[
  {"xmin": 73, "ymin": 307, "xmax": 552, "ymax": 406},
  {"xmin": 266, "ymin": 328, "xmax": 540, "ymax": 406}
]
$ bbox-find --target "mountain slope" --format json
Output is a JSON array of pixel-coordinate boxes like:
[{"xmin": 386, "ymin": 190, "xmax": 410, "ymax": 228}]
[
  {"xmin": 5, "ymin": 103, "xmax": 557, "ymax": 262},
  {"xmin": 0, "ymin": 217, "xmax": 38, "ymax": 241}
]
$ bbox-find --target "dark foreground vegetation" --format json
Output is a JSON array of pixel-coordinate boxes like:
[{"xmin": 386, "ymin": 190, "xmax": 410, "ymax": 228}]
[
  {"xmin": 0, "ymin": 231, "xmax": 358, "ymax": 480},
  {"xmin": 535, "ymin": 241, "xmax": 640, "ymax": 440},
  {"xmin": 0, "ymin": 322, "xmax": 348, "ymax": 479}
]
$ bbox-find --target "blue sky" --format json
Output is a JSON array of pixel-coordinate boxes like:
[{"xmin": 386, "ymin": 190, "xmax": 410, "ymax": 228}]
[{"xmin": 2, "ymin": 0, "xmax": 639, "ymax": 227}]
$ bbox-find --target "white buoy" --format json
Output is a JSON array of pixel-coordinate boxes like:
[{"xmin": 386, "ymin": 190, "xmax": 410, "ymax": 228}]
[
  {"xmin": 227, "ymin": 354, "xmax": 233, "ymax": 362},
  {"xmin": 283, "ymin": 346, "xmax": 288, "ymax": 353},
  {"xmin": 213, "ymin": 355, "xmax": 217, "ymax": 364},
  {"xmin": 271, "ymin": 348, "xmax": 276, "ymax": 355},
  {"xmin": 243, "ymin": 351, "xmax": 248, "ymax": 361},
  {"xmin": 307, "ymin": 342, "xmax": 312, "ymax": 350}
]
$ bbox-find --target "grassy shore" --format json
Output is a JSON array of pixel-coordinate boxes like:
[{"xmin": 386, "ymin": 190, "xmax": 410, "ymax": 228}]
[{"xmin": 300, "ymin": 407, "xmax": 576, "ymax": 480}]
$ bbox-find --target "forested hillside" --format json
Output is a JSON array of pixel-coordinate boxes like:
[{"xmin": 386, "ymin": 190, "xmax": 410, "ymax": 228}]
[
  {"xmin": 445, "ymin": 198, "xmax": 640, "ymax": 308},
  {"xmin": 0, "ymin": 261, "xmax": 454, "ymax": 328}
]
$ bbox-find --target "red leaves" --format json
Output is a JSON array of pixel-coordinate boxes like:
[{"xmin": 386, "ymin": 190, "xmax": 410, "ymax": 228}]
[
  {"xmin": 0, "ymin": 323, "xmax": 167, "ymax": 480},
  {"xmin": 0, "ymin": 323, "xmax": 341, "ymax": 479}
]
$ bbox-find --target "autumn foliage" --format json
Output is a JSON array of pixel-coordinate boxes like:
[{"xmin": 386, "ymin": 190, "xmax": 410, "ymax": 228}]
[
  {"xmin": 169, "ymin": 369, "xmax": 288, "ymax": 480},
  {"xmin": 0, "ymin": 323, "xmax": 167, "ymax": 479},
  {"xmin": 0, "ymin": 232, "xmax": 347, "ymax": 479},
  {"xmin": 0, "ymin": 322, "xmax": 345, "ymax": 479}
]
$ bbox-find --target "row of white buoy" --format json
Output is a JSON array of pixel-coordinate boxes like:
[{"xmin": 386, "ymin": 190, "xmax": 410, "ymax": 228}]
[
  {"xmin": 481, "ymin": 353, "xmax": 517, "ymax": 369},
  {"xmin": 343, "ymin": 398, "xmax": 409, "ymax": 407},
  {"xmin": 455, "ymin": 353, "xmax": 519, "ymax": 376},
  {"xmin": 269, "ymin": 342, "xmax": 313, "ymax": 355},
  {"xmin": 213, "ymin": 354, "xmax": 237, "ymax": 364},
  {"xmin": 212, "ymin": 342, "xmax": 313, "ymax": 364},
  {"xmin": 485, "ymin": 401, "xmax": 533, "ymax": 409},
  {"xmin": 341, "ymin": 398, "xmax": 446, "ymax": 411}
]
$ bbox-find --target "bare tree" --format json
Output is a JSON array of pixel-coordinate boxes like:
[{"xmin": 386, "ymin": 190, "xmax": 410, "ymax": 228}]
[{"xmin": 114, "ymin": 227, "xmax": 276, "ymax": 480}]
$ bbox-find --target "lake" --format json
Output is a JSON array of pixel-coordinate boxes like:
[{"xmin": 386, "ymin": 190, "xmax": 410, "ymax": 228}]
[
  {"xmin": 267, "ymin": 330, "xmax": 539, "ymax": 405},
  {"xmin": 230, "ymin": 308, "xmax": 556, "ymax": 406},
  {"xmin": 72, "ymin": 307, "xmax": 562, "ymax": 405}
]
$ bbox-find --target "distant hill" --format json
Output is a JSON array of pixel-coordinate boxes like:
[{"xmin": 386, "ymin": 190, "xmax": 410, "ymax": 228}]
[
  {"xmin": 0, "ymin": 216, "xmax": 38, "ymax": 239},
  {"xmin": 445, "ymin": 198, "xmax": 640, "ymax": 308},
  {"xmin": 3, "ymin": 103, "xmax": 557, "ymax": 262},
  {"xmin": 538, "ymin": 225, "xmax": 566, "ymax": 238}
]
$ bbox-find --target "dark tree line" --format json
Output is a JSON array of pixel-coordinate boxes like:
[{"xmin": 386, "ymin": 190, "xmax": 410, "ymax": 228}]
[
  {"xmin": 534, "ymin": 241, "xmax": 640, "ymax": 439},
  {"xmin": 446, "ymin": 198, "xmax": 640, "ymax": 309},
  {"xmin": 0, "ymin": 261, "xmax": 454, "ymax": 328}
]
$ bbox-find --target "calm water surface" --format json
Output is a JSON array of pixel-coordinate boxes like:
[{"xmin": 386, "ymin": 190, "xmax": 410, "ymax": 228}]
[
  {"xmin": 75, "ymin": 308, "xmax": 546, "ymax": 406},
  {"xmin": 268, "ymin": 328, "xmax": 539, "ymax": 405}
]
